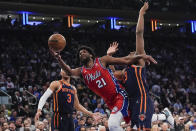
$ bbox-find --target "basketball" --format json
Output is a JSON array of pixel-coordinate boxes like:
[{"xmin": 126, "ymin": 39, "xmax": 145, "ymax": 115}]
[{"xmin": 48, "ymin": 34, "xmax": 66, "ymax": 52}]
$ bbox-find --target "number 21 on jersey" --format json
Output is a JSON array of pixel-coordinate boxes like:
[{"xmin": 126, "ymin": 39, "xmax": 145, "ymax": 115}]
[{"xmin": 96, "ymin": 78, "xmax": 106, "ymax": 88}]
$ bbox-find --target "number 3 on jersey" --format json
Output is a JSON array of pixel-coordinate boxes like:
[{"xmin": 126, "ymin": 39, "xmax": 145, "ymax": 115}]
[
  {"xmin": 67, "ymin": 94, "xmax": 71, "ymax": 103},
  {"xmin": 96, "ymin": 78, "xmax": 106, "ymax": 88}
]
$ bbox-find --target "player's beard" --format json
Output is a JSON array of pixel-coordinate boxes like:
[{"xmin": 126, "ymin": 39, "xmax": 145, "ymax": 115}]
[{"xmin": 80, "ymin": 56, "xmax": 90, "ymax": 65}]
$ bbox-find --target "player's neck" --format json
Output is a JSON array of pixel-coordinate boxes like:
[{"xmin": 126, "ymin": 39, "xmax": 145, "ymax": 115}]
[
  {"xmin": 85, "ymin": 58, "xmax": 94, "ymax": 68},
  {"xmin": 62, "ymin": 77, "xmax": 70, "ymax": 84}
]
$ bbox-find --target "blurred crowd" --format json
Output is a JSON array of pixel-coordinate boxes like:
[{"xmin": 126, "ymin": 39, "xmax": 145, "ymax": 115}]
[
  {"xmin": 4, "ymin": 0, "xmax": 196, "ymax": 13},
  {"xmin": 0, "ymin": 15, "xmax": 196, "ymax": 131}
]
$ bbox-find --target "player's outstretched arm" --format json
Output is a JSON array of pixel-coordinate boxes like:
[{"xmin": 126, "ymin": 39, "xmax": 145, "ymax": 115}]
[
  {"xmin": 106, "ymin": 42, "xmax": 125, "ymax": 79},
  {"xmin": 35, "ymin": 81, "xmax": 59, "ymax": 122},
  {"xmin": 73, "ymin": 86, "xmax": 102, "ymax": 121},
  {"xmin": 100, "ymin": 54, "xmax": 157, "ymax": 67},
  {"xmin": 50, "ymin": 48, "xmax": 81, "ymax": 77},
  {"xmin": 136, "ymin": 2, "xmax": 149, "ymax": 56}
]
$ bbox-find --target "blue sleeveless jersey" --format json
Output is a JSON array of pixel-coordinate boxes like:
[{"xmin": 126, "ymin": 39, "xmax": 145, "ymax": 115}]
[
  {"xmin": 53, "ymin": 80, "xmax": 75, "ymax": 115},
  {"xmin": 123, "ymin": 65, "xmax": 149, "ymax": 99}
]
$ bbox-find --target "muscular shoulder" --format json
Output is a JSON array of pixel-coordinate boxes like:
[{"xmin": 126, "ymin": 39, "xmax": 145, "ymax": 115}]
[
  {"xmin": 50, "ymin": 81, "xmax": 61, "ymax": 91},
  {"xmin": 114, "ymin": 70, "xmax": 124, "ymax": 80},
  {"xmin": 99, "ymin": 55, "xmax": 110, "ymax": 67},
  {"xmin": 71, "ymin": 85, "xmax": 77, "ymax": 94}
]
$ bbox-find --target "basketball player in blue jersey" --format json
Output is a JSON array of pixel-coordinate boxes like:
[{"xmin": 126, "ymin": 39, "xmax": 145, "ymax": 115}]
[
  {"xmin": 34, "ymin": 69, "xmax": 101, "ymax": 131},
  {"xmin": 107, "ymin": 2, "xmax": 174, "ymax": 130}
]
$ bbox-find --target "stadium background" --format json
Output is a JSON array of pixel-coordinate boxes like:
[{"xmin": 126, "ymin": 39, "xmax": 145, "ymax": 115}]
[{"xmin": 0, "ymin": 0, "xmax": 196, "ymax": 130}]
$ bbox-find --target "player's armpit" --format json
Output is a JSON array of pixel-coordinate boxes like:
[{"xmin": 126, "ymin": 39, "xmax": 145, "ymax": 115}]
[
  {"xmin": 109, "ymin": 65, "xmax": 116, "ymax": 72},
  {"xmin": 114, "ymin": 70, "xmax": 124, "ymax": 81}
]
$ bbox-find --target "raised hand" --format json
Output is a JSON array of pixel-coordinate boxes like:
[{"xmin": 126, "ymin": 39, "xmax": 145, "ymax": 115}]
[
  {"xmin": 34, "ymin": 111, "xmax": 42, "ymax": 122},
  {"xmin": 139, "ymin": 2, "xmax": 149, "ymax": 15},
  {"xmin": 107, "ymin": 42, "xmax": 119, "ymax": 56},
  {"xmin": 92, "ymin": 112, "xmax": 103, "ymax": 122},
  {"xmin": 49, "ymin": 48, "xmax": 61, "ymax": 60},
  {"xmin": 141, "ymin": 55, "xmax": 157, "ymax": 65}
]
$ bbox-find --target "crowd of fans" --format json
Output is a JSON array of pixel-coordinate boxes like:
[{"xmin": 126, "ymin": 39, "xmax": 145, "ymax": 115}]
[
  {"xmin": 4, "ymin": 0, "xmax": 196, "ymax": 13},
  {"xmin": 0, "ymin": 15, "xmax": 196, "ymax": 131}
]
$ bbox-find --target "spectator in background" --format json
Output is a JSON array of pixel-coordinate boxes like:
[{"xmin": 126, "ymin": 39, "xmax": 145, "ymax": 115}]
[
  {"xmin": 190, "ymin": 119, "xmax": 196, "ymax": 131},
  {"xmin": 94, "ymin": 103, "xmax": 105, "ymax": 114},
  {"xmin": 75, "ymin": 118, "xmax": 85, "ymax": 131},
  {"xmin": 175, "ymin": 117, "xmax": 185, "ymax": 131},
  {"xmin": 15, "ymin": 117, "xmax": 23, "ymax": 130},
  {"xmin": 21, "ymin": 91, "xmax": 28, "ymax": 106},
  {"xmin": 35, "ymin": 121, "xmax": 45, "ymax": 131},
  {"xmin": 0, "ymin": 83, "xmax": 7, "ymax": 92},
  {"xmin": 152, "ymin": 83, "xmax": 161, "ymax": 96},
  {"xmin": 161, "ymin": 122, "xmax": 170, "ymax": 131},
  {"xmin": 9, "ymin": 111, "xmax": 17, "ymax": 122},
  {"xmin": 102, "ymin": 117, "xmax": 109, "ymax": 131},
  {"xmin": 9, "ymin": 121, "xmax": 16, "ymax": 131},
  {"xmin": 0, "ymin": 116, "xmax": 6, "ymax": 126},
  {"xmin": 0, "ymin": 105, "xmax": 9, "ymax": 118},
  {"xmin": 12, "ymin": 91, "xmax": 22, "ymax": 109},
  {"xmin": 90, "ymin": 126, "xmax": 96, "ymax": 131},
  {"xmin": 1, "ymin": 122, "xmax": 9, "ymax": 131},
  {"xmin": 188, "ymin": 107, "xmax": 195, "ymax": 116},
  {"xmin": 33, "ymin": 86, "xmax": 41, "ymax": 100},
  {"xmin": 6, "ymin": 77, "xmax": 14, "ymax": 89},
  {"xmin": 152, "ymin": 124, "xmax": 160, "ymax": 131},
  {"xmin": 80, "ymin": 126, "xmax": 86, "ymax": 131},
  {"xmin": 43, "ymin": 119, "xmax": 49, "ymax": 131},
  {"xmin": 86, "ymin": 117, "xmax": 93, "ymax": 127},
  {"xmin": 83, "ymin": 102, "xmax": 90, "ymax": 111},
  {"xmin": 98, "ymin": 125, "xmax": 106, "ymax": 131},
  {"xmin": 174, "ymin": 99, "xmax": 183, "ymax": 111}
]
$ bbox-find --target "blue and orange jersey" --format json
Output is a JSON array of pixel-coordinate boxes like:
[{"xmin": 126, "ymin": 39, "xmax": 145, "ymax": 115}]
[
  {"xmin": 123, "ymin": 65, "xmax": 149, "ymax": 98},
  {"xmin": 81, "ymin": 58, "xmax": 125, "ymax": 109},
  {"xmin": 53, "ymin": 80, "xmax": 75, "ymax": 115},
  {"xmin": 123, "ymin": 65, "xmax": 150, "ymax": 113}
]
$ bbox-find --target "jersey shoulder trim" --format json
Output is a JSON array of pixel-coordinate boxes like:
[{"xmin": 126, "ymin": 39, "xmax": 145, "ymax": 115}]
[
  {"xmin": 61, "ymin": 80, "xmax": 71, "ymax": 87},
  {"xmin": 56, "ymin": 81, "xmax": 62, "ymax": 93},
  {"xmin": 98, "ymin": 58, "xmax": 107, "ymax": 70}
]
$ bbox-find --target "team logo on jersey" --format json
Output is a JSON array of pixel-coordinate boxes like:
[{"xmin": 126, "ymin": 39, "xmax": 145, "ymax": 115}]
[
  {"xmin": 85, "ymin": 71, "xmax": 101, "ymax": 83},
  {"xmin": 139, "ymin": 114, "xmax": 146, "ymax": 121},
  {"xmin": 112, "ymin": 106, "xmax": 118, "ymax": 113}
]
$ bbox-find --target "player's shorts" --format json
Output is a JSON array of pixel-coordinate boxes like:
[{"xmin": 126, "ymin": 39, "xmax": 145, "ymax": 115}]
[
  {"xmin": 129, "ymin": 95, "xmax": 154, "ymax": 130},
  {"xmin": 51, "ymin": 112, "xmax": 74, "ymax": 131},
  {"xmin": 107, "ymin": 89, "xmax": 131, "ymax": 124}
]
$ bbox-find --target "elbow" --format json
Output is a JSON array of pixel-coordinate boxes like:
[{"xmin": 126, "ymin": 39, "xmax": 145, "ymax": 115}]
[
  {"xmin": 125, "ymin": 59, "xmax": 131, "ymax": 65},
  {"xmin": 74, "ymin": 103, "xmax": 79, "ymax": 110},
  {"xmin": 136, "ymin": 30, "xmax": 144, "ymax": 36}
]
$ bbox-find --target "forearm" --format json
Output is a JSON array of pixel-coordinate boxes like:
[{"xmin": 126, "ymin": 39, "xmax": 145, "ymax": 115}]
[
  {"xmin": 75, "ymin": 104, "xmax": 93, "ymax": 117},
  {"xmin": 136, "ymin": 13, "xmax": 144, "ymax": 35},
  {"xmin": 56, "ymin": 57, "xmax": 72, "ymax": 75},
  {"xmin": 38, "ymin": 88, "xmax": 53, "ymax": 110},
  {"xmin": 126, "ymin": 55, "xmax": 143, "ymax": 64},
  {"xmin": 135, "ymin": 12, "xmax": 146, "ymax": 55}
]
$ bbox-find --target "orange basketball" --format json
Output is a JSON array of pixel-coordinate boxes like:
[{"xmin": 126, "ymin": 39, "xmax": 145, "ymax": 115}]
[{"xmin": 48, "ymin": 34, "xmax": 66, "ymax": 52}]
